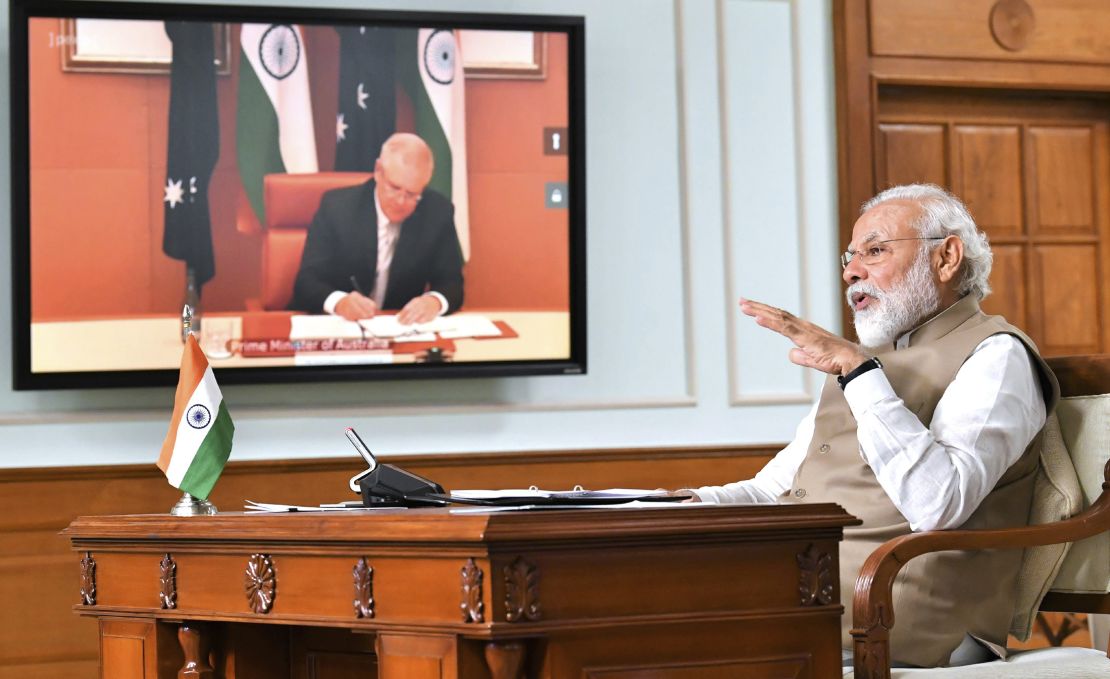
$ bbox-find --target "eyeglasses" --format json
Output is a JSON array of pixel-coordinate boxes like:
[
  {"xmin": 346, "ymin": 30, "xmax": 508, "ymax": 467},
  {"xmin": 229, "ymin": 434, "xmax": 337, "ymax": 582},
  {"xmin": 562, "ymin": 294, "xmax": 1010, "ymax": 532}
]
[
  {"xmin": 841, "ymin": 237, "xmax": 944, "ymax": 269},
  {"xmin": 377, "ymin": 167, "xmax": 423, "ymax": 204}
]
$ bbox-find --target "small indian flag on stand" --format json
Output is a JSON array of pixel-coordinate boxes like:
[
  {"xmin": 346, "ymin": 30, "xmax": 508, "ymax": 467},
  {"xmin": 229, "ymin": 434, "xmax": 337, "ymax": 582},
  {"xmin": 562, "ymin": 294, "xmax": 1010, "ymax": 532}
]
[{"xmin": 157, "ymin": 335, "xmax": 235, "ymax": 500}]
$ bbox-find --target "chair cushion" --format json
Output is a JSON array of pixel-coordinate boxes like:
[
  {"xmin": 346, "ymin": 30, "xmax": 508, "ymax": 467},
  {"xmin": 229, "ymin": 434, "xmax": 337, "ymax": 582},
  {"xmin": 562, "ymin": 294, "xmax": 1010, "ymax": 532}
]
[
  {"xmin": 262, "ymin": 229, "xmax": 309, "ymax": 311},
  {"xmin": 1009, "ymin": 413, "xmax": 1083, "ymax": 640},
  {"xmin": 842, "ymin": 647, "xmax": 1110, "ymax": 677},
  {"xmin": 1052, "ymin": 393, "xmax": 1110, "ymax": 595}
]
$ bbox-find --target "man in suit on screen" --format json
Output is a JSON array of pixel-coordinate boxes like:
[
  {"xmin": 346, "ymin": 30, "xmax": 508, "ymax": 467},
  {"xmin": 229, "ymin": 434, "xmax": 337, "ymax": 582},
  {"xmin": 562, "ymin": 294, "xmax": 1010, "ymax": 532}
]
[{"xmin": 291, "ymin": 132, "xmax": 464, "ymax": 324}]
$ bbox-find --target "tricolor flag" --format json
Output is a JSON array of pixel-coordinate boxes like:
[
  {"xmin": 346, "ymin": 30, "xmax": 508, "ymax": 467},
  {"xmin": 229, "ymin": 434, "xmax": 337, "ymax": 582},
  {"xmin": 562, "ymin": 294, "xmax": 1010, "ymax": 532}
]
[
  {"xmin": 237, "ymin": 23, "xmax": 318, "ymax": 224},
  {"xmin": 397, "ymin": 29, "xmax": 470, "ymax": 260},
  {"xmin": 157, "ymin": 335, "xmax": 235, "ymax": 500}
]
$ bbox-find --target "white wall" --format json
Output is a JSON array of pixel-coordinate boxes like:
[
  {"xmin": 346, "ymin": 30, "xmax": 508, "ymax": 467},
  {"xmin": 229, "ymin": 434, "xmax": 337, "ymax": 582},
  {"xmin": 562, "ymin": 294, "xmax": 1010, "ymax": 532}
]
[{"xmin": 0, "ymin": 0, "xmax": 841, "ymax": 467}]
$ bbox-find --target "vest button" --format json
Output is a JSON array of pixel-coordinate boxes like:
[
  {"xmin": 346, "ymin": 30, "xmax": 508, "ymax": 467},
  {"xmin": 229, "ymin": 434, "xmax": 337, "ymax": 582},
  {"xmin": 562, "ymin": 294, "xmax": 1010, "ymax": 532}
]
[
  {"xmin": 794, "ymin": 488, "xmax": 807, "ymax": 499},
  {"xmin": 819, "ymin": 443, "xmax": 830, "ymax": 453}
]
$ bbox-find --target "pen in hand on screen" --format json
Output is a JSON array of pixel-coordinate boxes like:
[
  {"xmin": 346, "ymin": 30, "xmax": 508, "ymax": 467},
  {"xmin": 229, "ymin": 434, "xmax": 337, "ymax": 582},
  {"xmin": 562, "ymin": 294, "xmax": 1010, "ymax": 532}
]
[{"xmin": 349, "ymin": 276, "xmax": 369, "ymax": 339}]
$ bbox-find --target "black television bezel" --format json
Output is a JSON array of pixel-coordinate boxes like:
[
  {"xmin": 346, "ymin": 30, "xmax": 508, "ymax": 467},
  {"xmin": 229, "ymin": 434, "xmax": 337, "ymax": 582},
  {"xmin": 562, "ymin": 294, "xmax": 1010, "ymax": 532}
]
[{"xmin": 10, "ymin": 0, "xmax": 586, "ymax": 390}]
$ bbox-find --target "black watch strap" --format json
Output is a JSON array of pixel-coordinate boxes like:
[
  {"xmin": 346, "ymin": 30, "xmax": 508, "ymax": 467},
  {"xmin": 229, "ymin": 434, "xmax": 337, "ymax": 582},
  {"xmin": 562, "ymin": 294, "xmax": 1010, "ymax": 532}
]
[{"xmin": 837, "ymin": 356, "xmax": 883, "ymax": 390}]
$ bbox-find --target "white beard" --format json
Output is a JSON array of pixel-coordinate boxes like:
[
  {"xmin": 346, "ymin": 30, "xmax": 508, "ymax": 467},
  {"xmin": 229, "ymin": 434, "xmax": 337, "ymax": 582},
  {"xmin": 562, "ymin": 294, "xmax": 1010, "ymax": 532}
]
[{"xmin": 847, "ymin": 249, "xmax": 941, "ymax": 349}]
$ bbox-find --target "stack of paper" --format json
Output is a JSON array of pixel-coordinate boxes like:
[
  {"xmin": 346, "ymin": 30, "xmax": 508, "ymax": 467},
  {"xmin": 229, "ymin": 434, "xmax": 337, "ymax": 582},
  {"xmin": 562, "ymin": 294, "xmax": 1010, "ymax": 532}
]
[
  {"xmin": 447, "ymin": 488, "xmax": 678, "ymax": 506},
  {"xmin": 289, "ymin": 315, "xmax": 365, "ymax": 339},
  {"xmin": 244, "ymin": 499, "xmax": 405, "ymax": 512},
  {"xmin": 288, "ymin": 314, "xmax": 503, "ymax": 342},
  {"xmin": 439, "ymin": 316, "xmax": 502, "ymax": 339}
]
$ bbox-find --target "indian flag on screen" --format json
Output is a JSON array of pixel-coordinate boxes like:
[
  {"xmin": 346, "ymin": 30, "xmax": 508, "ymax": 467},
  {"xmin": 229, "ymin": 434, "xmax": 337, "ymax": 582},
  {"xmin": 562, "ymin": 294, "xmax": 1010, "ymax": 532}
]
[
  {"xmin": 237, "ymin": 23, "xmax": 319, "ymax": 223},
  {"xmin": 397, "ymin": 28, "xmax": 470, "ymax": 260},
  {"xmin": 157, "ymin": 335, "xmax": 235, "ymax": 500}
]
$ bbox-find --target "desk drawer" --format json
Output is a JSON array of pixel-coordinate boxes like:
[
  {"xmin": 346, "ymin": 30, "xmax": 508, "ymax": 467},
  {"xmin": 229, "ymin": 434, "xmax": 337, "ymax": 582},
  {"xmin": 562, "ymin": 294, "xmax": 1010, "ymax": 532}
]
[{"xmin": 870, "ymin": 0, "xmax": 1110, "ymax": 65}]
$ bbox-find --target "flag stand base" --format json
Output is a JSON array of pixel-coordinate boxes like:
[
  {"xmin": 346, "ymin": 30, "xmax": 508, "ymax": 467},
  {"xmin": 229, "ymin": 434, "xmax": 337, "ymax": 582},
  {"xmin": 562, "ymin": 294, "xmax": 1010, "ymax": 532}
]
[{"xmin": 170, "ymin": 492, "xmax": 217, "ymax": 516}]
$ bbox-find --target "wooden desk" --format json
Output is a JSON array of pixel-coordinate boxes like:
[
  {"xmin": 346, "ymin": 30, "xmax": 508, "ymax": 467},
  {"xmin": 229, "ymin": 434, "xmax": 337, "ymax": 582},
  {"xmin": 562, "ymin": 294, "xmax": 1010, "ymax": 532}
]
[{"xmin": 64, "ymin": 504, "xmax": 858, "ymax": 678}]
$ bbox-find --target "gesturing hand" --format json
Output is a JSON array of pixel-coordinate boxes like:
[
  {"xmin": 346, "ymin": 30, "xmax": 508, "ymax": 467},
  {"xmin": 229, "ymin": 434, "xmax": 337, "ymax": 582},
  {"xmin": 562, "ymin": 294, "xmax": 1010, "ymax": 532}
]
[{"xmin": 739, "ymin": 298, "xmax": 869, "ymax": 376}]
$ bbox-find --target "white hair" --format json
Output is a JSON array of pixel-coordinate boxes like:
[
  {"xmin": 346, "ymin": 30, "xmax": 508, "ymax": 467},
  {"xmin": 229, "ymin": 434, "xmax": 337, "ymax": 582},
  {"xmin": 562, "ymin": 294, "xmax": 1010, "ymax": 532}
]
[{"xmin": 861, "ymin": 183, "xmax": 993, "ymax": 300}]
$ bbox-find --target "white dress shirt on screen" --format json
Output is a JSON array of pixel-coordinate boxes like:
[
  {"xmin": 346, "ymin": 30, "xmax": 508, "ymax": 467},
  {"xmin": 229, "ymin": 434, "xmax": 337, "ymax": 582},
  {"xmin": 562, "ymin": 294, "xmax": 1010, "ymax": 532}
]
[{"xmin": 693, "ymin": 333, "xmax": 1047, "ymax": 532}]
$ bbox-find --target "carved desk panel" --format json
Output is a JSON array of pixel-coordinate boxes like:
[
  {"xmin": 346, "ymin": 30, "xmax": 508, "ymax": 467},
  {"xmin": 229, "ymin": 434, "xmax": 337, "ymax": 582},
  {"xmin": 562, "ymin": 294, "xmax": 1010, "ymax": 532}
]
[{"xmin": 65, "ymin": 504, "xmax": 858, "ymax": 679}]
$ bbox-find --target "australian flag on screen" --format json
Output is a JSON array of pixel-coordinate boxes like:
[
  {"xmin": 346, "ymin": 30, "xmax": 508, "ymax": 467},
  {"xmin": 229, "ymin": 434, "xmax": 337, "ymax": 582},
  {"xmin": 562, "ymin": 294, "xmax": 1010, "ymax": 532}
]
[
  {"xmin": 334, "ymin": 26, "xmax": 397, "ymax": 171},
  {"xmin": 162, "ymin": 21, "xmax": 220, "ymax": 287}
]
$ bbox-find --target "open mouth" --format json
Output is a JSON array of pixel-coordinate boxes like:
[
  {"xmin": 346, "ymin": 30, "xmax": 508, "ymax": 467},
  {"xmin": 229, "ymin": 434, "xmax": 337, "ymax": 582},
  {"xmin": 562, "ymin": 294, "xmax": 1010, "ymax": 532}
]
[{"xmin": 851, "ymin": 292, "xmax": 875, "ymax": 312}]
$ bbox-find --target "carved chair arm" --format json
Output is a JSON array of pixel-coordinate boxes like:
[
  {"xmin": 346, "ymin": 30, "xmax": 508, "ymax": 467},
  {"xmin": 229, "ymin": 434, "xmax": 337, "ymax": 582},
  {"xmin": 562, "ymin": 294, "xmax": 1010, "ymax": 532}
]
[{"xmin": 850, "ymin": 460, "xmax": 1110, "ymax": 679}]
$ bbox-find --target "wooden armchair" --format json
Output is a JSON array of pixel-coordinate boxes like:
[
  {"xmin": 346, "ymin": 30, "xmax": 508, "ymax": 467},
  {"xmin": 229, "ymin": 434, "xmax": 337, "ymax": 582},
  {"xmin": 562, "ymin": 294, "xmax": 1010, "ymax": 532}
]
[{"xmin": 849, "ymin": 354, "xmax": 1110, "ymax": 678}]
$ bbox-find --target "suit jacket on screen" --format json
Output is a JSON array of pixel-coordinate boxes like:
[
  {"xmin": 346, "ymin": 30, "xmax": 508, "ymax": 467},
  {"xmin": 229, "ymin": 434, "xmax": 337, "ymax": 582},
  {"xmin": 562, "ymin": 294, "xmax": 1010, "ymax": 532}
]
[{"xmin": 290, "ymin": 179, "xmax": 464, "ymax": 313}]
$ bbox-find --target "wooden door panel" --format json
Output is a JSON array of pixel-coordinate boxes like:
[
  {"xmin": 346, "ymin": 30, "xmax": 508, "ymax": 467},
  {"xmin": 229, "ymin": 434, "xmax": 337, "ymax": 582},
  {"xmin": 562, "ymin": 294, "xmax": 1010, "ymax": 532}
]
[
  {"xmin": 873, "ymin": 92, "xmax": 1110, "ymax": 356},
  {"xmin": 101, "ymin": 634, "xmax": 145, "ymax": 679},
  {"xmin": 291, "ymin": 627, "xmax": 377, "ymax": 679},
  {"xmin": 869, "ymin": 0, "xmax": 1110, "ymax": 65},
  {"xmin": 1028, "ymin": 126, "xmax": 1095, "ymax": 235},
  {"xmin": 877, "ymin": 123, "xmax": 947, "ymax": 188},
  {"xmin": 953, "ymin": 125, "xmax": 1024, "ymax": 238},
  {"xmin": 982, "ymin": 244, "xmax": 1027, "ymax": 330},
  {"xmin": 1034, "ymin": 244, "xmax": 1101, "ymax": 354}
]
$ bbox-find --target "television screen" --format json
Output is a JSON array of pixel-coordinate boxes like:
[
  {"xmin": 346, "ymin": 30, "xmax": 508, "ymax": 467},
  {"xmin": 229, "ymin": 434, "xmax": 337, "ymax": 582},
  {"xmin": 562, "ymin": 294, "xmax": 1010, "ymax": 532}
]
[{"xmin": 11, "ymin": 0, "xmax": 585, "ymax": 389}]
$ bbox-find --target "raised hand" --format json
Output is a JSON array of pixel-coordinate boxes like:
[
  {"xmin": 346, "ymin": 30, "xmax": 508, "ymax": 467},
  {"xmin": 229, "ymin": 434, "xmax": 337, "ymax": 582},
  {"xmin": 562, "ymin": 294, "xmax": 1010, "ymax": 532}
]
[{"xmin": 739, "ymin": 298, "xmax": 869, "ymax": 376}]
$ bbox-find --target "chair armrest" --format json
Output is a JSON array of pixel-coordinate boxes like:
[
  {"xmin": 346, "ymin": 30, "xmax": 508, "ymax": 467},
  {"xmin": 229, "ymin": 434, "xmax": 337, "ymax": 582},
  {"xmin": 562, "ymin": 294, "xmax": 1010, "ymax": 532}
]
[{"xmin": 851, "ymin": 460, "xmax": 1110, "ymax": 679}]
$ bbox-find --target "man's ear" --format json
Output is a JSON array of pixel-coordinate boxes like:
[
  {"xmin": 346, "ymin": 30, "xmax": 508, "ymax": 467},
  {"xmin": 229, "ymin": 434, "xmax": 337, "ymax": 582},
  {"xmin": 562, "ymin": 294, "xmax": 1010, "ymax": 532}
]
[{"xmin": 934, "ymin": 235, "xmax": 964, "ymax": 284}]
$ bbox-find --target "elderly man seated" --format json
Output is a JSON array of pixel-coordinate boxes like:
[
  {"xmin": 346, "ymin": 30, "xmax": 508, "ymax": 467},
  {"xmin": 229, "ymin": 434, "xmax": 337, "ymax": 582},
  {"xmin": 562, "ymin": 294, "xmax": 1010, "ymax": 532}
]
[{"xmin": 686, "ymin": 184, "xmax": 1059, "ymax": 669}]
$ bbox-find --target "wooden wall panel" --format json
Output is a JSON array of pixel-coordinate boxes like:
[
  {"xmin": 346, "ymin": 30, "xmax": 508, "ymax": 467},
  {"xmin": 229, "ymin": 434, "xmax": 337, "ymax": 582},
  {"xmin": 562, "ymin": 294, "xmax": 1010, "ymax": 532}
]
[
  {"xmin": 0, "ymin": 445, "xmax": 777, "ymax": 679},
  {"xmin": 953, "ymin": 125, "xmax": 1024, "ymax": 238},
  {"xmin": 869, "ymin": 0, "xmax": 1110, "ymax": 65},
  {"xmin": 1029, "ymin": 127, "xmax": 1095, "ymax": 234},
  {"xmin": 1034, "ymin": 245, "xmax": 1101, "ymax": 354},
  {"xmin": 981, "ymin": 244, "xmax": 1027, "ymax": 330},
  {"xmin": 877, "ymin": 124, "xmax": 947, "ymax": 189}
]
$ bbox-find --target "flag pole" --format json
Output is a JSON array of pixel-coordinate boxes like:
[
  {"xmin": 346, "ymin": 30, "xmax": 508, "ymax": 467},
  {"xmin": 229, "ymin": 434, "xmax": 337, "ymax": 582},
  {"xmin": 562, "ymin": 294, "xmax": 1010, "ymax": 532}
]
[{"xmin": 169, "ymin": 304, "xmax": 218, "ymax": 517}]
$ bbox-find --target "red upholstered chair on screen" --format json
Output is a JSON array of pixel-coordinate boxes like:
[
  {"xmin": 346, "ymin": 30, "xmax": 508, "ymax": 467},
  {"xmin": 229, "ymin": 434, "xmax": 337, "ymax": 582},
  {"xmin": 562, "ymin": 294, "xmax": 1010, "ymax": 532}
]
[{"xmin": 258, "ymin": 172, "xmax": 372, "ymax": 310}]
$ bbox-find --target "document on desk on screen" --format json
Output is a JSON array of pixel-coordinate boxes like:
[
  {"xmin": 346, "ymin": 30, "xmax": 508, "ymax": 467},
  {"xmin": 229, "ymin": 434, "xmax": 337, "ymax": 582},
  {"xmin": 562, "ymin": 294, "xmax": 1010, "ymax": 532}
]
[
  {"xmin": 289, "ymin": 315, "xmax": 365, "ymax": 339},
  {"xmin": 360, "ymin": 314, "xmax": 501, "ymax": 339},
  {"xmin": 438, "ymin": 315, "xmax": 502, "ymax": 339}
]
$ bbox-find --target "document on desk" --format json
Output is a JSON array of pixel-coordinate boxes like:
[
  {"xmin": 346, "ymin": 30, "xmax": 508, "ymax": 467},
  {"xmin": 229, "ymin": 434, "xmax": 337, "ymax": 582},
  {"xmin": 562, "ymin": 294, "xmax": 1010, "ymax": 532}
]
[
  {"xmin": 449, "ymin": 500, "xmax": 707, "ymax": 514},
  {"xmin": 448, "ymin": 488, "xmax": 680, "ymax": 506},
  {"xmin": 244, "ymin": 500, "xmax": 406, "ymax": 513}
]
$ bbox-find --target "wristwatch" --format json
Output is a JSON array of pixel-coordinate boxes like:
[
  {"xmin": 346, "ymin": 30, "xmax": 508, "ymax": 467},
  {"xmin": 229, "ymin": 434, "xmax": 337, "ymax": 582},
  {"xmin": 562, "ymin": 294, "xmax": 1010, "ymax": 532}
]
[{"xmin": 837, "ymin": 356, "xmax": 883, "ymax": 390}]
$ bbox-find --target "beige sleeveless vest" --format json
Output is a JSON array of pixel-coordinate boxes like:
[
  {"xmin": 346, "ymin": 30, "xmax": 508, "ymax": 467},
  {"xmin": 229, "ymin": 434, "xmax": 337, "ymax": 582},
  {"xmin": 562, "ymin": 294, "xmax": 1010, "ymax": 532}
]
[{"xmin": 784, "ymin": 295, "xmax": 1059, "ymax": 667}]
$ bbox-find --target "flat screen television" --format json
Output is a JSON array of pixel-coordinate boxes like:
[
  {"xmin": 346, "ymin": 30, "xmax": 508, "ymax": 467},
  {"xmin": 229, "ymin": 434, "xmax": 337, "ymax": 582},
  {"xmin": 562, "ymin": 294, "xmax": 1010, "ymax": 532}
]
[{"xmin": 10, "ymin": 0, "xmax": 585, "ymax": 389}]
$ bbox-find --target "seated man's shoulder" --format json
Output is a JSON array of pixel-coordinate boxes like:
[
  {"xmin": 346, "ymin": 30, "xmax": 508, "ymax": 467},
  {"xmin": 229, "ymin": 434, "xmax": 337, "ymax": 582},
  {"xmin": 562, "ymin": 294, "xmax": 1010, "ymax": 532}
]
[
  {"xmin": 319, "ymin": 181, "xmax": 372, "ymax": 211},
  {"xmin": 416, "ymin": 188, "xmax": 451, "ymax": 213}
]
